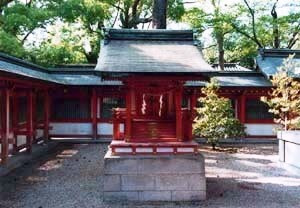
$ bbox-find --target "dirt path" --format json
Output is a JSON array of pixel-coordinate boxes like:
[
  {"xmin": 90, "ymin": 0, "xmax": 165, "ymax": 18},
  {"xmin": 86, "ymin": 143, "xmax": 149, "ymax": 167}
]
[{"xmin": 0, "ymin": 143, "xmax": 299, "ymax": 208}]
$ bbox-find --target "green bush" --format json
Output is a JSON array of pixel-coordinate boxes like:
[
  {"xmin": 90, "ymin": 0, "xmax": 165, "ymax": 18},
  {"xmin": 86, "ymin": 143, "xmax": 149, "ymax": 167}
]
[{"xmin": 193, "ymin": 78, "xmax": 245, "ymax": 149}]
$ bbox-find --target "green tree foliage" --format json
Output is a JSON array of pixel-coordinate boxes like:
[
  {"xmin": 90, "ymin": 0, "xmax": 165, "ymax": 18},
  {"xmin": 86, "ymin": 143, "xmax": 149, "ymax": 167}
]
[
  {"xmin": 104, "ymin": 0, "xmax": 185, "ymax": 28},
  {"xmin": 194, "ymin": 78, "xmax": 245, "ymax": 149},
  {"xmin": 0, "ymin": 29, "xmax": 26, "ymax": 57},
  {"xmin": 184, "ymin": 0, "xmax": 300, "ymax": 68},
  {"xmin": 0, "ymin": 0, "xmax": 110, "ymax": 65},
  {"xmin": 31, "ymin": 25, "xmax": 88, "ymax": 67},
  {"xmin": 261, "ymin": 55, "xmax": 300, "ymax": 130},
  {"xmin": 0, "ymin": 0, "xmax": 185, "ymax": 66}
]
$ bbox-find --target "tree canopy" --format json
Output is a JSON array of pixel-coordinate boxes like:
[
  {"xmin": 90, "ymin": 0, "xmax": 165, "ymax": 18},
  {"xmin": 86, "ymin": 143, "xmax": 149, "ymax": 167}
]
[{"xmin": 0, "ymin": 0, "xmax": 299, "ymax": 67}]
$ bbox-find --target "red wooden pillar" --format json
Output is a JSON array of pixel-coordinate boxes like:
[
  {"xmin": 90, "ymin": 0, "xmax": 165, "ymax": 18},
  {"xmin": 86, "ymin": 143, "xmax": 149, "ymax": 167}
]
[
  {"xmin": 91, "ymin": 88, "xmax": 98, "ymax": 140},
  {"xmin": 239, "ymin": 92, "xmax": 246, "ymax": 124},
  {"xmin": 12, "ymin": 93, "xmax": 18, "ymax": 153},
  {"xmin": 1, "ymin": 88, "xmax": 10, "ymax": 164},
  {"xmin": 188, "ymin": 90, "xmax": 197, "ymax": 141},
  {"xmin": 26, "ymin": 90, "xmax": 34, "ymax": 153},
  {"xmin": 113, "ymin": 109, "xmax": 121, "ymax": 140},
  {"xmin": 32, "ymin": 92, "xmax": 37, "ymax": 142},
  {"xmin": 44, "ymin": 90, "xmax": 50, "ymax": 142},
  {"xmin": 175, "ymin": 88, "xmax": 183, "ymax": 141},
  {"xmin": 125, "ymin": 85, "xmax": 133, "ymax": 142}
]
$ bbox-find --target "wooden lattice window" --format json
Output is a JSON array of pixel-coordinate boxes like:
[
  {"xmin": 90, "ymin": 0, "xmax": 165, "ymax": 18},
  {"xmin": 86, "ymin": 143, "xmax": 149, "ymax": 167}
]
[
  {"xmin": 51, "ymin": 98, "xmax": 91, "ymax": 120},
  {"xmin": 101, "ymin": 97, "xmax": 125, "ymax": 119},
  {"xmin": 18, "ymin": 97, "xmax": 27, "ymax": 123},
  {"xmin": 182, "ymin": 97, "xmax": 189, "ymax": 108},
  {"xmin": 36, "ymin": 95, "xmax": 44, "ymax": 122},
  {"xmin": 246, "ymin": 99, "xmax": 273, "ymax": 121}
]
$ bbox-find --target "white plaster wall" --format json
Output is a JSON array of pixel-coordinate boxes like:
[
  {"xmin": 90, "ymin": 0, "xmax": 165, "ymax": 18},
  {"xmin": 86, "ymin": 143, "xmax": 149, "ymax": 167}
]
[
  {"xmin": 245, "ymin": 124, "xmax": 277, "ymax": 136},
  {"xmin": 50, "ymin": 123, "xmax": 92, "ymax": 135},
  {"xmin": 285, "ymin": 141, "xmax": 300, "ymax": 168},
  {"xmin": 36, "ymin": 129, "xmax": 44, "ymax": 139},
  {"xmin": 97, "ymin": 123, "xmax": 124, "ymax": 135},
  {"xmin": 17, "ymin": 135, "xmax": 27, "ymax": 146}
]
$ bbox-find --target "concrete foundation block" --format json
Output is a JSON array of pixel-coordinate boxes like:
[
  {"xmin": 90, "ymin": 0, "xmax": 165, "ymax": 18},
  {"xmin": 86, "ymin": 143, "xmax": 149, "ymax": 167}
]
[
  {"xmin": 171, "ymin": 191, "xmax": 206, "ymax": 201},
  {"xmin": 156, "ymin": 174, "xmax": 206, "ymax": 191},
  {"xmin": 121, "ymin": 175, "xmax": 155, "ymax": 191},
  {"xmin": 103, "ymin": 175, "xmax": 121, "ymax": 191},
  {"xmin": 104, "ymin": 158, "xmax": 138, "ymax": 174},
  {"xmin": 103, "ymin": 149, "xmax": 206, "ymax": 202},
  {"xmin": 103, "ymin": 191, "xmax": 139, "ymax": 201},
  {"xmin": 137, "ymin": 156, "xmax": 205, "ymax": 174},
  {"xmin": 139, "ymin": 191, "xmax": 172, "ymax": 201}
]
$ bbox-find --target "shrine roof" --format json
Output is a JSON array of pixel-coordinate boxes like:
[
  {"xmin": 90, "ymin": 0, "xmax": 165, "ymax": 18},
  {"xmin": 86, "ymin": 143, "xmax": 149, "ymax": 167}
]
[
  {"xmin": 95, "ymin": 29, "xmax": 215, "ymax": 73},
  {"xmin": 0, "ymin": 52, "xmax": 270, "ymax": 87},
  {"xmin": 257, "ymin": 48, "xmax": 300, "ymax": 79},
  {"xmin": 185, "ymin": 75, "xmax": 272, "ymax": 87},
  {"xmin": 0, "ymin": 54, "xmax": 60, "ymax": 83}
]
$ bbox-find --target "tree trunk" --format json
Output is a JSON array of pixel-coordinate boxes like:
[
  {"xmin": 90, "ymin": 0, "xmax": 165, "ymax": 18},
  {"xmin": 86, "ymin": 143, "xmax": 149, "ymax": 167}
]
[
  {"xmin": 216, "ymin": 32, "xmax": 225, "ymax": 71},
  {"xmin": 271, "ymin": 1, "xmax": 280, "ymax": 48},
  {"xmin": 152, "ymin": 0, "xmax": 167, "ymax": 29}
]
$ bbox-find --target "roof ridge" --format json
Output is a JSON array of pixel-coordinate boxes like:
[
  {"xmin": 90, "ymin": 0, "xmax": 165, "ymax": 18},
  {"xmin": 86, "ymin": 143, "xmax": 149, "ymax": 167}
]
[
  {"xmin": 0, "ymin": 52, "xmax": 49, "ymax": 73},
  {"xmin": 104, "ymin": 28, "xmax": 194, "ymax": 41},
  {"xmin": 259, "ymin": 48, "xmax": 300, "ymax": 58}
]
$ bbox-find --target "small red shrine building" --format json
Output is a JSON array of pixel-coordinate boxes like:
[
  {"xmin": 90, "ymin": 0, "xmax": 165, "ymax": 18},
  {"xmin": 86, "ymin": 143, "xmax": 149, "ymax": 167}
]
[{"xmin": 1, "ymin": 29, "xmax": 295, "ymax": 162}]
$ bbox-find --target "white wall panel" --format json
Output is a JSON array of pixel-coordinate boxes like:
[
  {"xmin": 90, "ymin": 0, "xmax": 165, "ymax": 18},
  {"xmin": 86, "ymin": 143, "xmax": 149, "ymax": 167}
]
[
  {"xmin": 98, "ymin": 123, "xmax": 124, "ymax": 135},
  {"xmin": 50, "ymin": 123, "xmax": 92, "ymax": 135},
  {"xmin": 245, "ymin": 124, "xmax": 277, "ymax": 136}
]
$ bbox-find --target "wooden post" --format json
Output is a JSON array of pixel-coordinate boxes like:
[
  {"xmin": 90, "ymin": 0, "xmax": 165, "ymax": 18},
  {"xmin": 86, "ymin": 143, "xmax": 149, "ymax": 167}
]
[
  {"xmin": 12, "ymin": 93, "xmax": 18, "ymax": 153},
  {"xmin": 188, "ymin": 90, "xmax": 197, "ymax": 141},
  {"xmin": 125, "ymin": 86, "xmax": 132, "ymax": 142},
  {"xmin": 239, "ymin": 92, "xmax": 246, "ymax": 124},
  {"xmin": 91, "ymin": 88, "xmax": 98, "ymax": 140},
  {"xmin": 32, "ymin": 91, "xmax": 36, "ymax": 142},
  {"xmin": 175, "ymin": 88, "xmax": 183, "ymax": 141},
  {"xmin": 1, "ymin": 88, "xmax": 10, "ymax": 164},
  {"xmin": 44, "ymin": 90, "xmax": 50, "ymax": 142},
  {"xmin": 113, "ymin": 109, "xmax": 120, "ymax": 140},
  {"xmin": 26, "ymin": 90, "xmax": 34, "ymax": 153}
]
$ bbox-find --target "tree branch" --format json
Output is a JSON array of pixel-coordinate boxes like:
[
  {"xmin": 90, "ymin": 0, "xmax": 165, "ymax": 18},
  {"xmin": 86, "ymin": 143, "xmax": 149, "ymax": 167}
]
[
  {"xmin": 242, "ymin": 0, "xmax": 263, "ymax": 48},
  {"xmin": 287, "ymin": 21, "xmax": 300, "ymax": 48},
  {"xmin": 202, "ymin": 44, "xmax": 217, "ymax": 50},
  {"xmin": 271, "ymin": 0, "xmax": 280, "ymax": 48},
  {"xmin": 105, "ymin": 1, "xmax": 125, "ymax": 13},
  {"xmin": 21, "ymin": 28, "xmax": 35, "ymax": 44},
  {"xmin": 111, "ymin": 0, "xmax": 121, "ymax": 28},
  {"xmin": 131, "ymin": 0, "xmax": 141, "ymax": 17},
  {"xmin": 231, "ymin": 23, "xmax": 264, "ymax": 48}
]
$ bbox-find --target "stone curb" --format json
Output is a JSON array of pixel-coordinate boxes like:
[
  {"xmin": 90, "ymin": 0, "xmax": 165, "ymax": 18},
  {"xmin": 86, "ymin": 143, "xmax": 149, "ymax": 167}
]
[{"xmin": 0, "ymin": 141, "xmax": 59, "ymax": 177}]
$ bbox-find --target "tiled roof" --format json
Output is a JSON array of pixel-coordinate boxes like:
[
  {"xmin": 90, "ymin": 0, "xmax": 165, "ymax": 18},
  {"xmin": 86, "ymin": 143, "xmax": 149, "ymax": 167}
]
[
  {"xmin": 185, "ymin": 75, "xmax": 271, "ymax": 87},
  {"xmin": 212, "ymin": 63, "xmax": 252, "ymax": 72},
  {"xmin": 96, "ymin": 29, "xmax": 215, "ymax": 73},
  {"xmin": 0, "ymin": 48, "xmax": 271, "ymax": 87},
  {"xmin": 256, "ymin": 49, "xmax": 300, "ymax": 78}
]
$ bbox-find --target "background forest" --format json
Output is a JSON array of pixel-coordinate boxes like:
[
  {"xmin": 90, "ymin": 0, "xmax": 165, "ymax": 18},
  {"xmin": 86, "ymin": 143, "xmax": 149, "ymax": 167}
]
[{"xmin": 0, "ymin": 0, "xmax": 299, "ymax": 68}]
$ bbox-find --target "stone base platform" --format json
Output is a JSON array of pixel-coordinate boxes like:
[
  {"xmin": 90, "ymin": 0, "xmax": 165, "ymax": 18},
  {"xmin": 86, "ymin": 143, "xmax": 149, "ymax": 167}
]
[{"xmin": 103, "ymin": 149, "xmax": 206, "ymax": 202}]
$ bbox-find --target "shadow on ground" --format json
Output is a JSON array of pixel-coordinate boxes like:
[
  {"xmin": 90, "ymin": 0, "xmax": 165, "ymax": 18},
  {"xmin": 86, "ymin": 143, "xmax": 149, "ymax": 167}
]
[{"xmin": 0, "ymin": 143, "xmax": 299, "ymax": 208}]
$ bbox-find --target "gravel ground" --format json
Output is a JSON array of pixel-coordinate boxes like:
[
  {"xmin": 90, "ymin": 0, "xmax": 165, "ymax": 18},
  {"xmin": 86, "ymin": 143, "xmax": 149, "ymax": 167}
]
[{"xmin": 0, "ymin": 143, "xmax": 300, "ymax": 208}]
